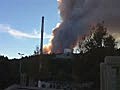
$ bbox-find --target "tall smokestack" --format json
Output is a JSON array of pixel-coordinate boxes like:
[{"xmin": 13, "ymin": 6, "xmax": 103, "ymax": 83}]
[{"xmin": 40, "ymin": 16, "xmax": 44, "ymax": 54}]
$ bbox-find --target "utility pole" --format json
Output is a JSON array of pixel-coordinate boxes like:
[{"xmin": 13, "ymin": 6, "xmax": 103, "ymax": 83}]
[
  {"xmin": 18, "ymin": 53, "xmax": 24, "ymax": 85},
  {"xmin": 40, "ymin": 16, "xmax": 44, "ymax": 54}
]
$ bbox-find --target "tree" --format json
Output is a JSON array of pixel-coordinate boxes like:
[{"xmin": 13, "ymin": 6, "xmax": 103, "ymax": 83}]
[
  {"xmin": 81, "ymin": 21, "xmax": 116, "ymax": 52},
  {"xmin": 34, "ymin": 46, "xmax": 40, "ymax": 55},
  {"xmin": 76, "ymin": 22, "xmax": 117, "ymax": 89}
]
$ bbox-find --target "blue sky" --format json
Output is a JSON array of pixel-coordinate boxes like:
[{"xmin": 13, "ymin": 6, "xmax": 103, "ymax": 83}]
[{"xmin": 0, "ymin": 0, "xmax": 60, "ymax": 59}]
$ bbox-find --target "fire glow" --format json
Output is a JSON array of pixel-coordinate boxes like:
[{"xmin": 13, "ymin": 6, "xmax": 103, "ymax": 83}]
[
  {"xmin": 43, "ymin": 35, "xmax": 54, "ymax": 54},
  {"xmin": 43, "ymin": 43, "xmax": 52, "ymax": 54}
]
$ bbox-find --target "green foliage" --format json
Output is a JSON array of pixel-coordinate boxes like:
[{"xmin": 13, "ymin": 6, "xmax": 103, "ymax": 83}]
[
  {"xmin": 82, "ymin": 22, "xmax": 116, "ymax": 52},
  {"xmin": 74, "ymin": 22, "xmax": 118, "ymax": 88},
  {"xmin": 34, "ymin": 46, "xmax": 40, "ymax": 55},
  {"xmin": 0, "ymin": 56, "xmax": 19, "ymax": 89}
]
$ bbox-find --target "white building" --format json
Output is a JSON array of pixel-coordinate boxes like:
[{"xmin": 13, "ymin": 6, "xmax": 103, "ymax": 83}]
[
  {"xmin": 100, "ymin": 56, "xmax": 120, "ymax": 90},
  {"xmin": 55, "ymin": 48, "xmax": 73, "ymax": 59}
]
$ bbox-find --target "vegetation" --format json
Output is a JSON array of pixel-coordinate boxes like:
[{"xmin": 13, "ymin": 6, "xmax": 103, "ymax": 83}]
[
  {"xmin": 80, "ymin": 21, "xmax": 116, "ymax": 53},
  {"xmin": 75, "ymin": 21, "xmax": 117, "ymax": 89}
]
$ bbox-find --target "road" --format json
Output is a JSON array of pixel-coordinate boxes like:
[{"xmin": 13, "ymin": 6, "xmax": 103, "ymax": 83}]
[{"xmin": 5, "ymin": 85, "xmax": 63, "ymax": 90}]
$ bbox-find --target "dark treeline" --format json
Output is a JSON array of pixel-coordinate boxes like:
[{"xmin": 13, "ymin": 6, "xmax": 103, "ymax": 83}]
[
  {"xmin": 0, "ymin": 49, "xmax": 120, "ymax": 89},
  {"xmin": 0, "ymin": 54, "xmax": 72, "ymax": 89}
]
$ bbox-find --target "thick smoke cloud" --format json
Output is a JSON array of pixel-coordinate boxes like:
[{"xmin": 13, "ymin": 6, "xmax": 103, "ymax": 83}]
[{"xmin": 51, "ymin": 0, "xmax": 120, "ymax": 53}]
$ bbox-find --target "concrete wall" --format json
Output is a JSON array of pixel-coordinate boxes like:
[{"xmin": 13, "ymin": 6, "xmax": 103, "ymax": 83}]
[{"xmin": 100, "ymin": 56, "xmax": 120, "ymax": 90}]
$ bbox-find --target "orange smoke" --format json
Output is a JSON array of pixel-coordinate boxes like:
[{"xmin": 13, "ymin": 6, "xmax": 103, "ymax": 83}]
[
  {"xmin": 43, "ymin": 44, "xmax": 52, "ymax": 54},
  {"xmin": 43, "ymin": 35, "xmax": 54, "ymax": 54},
  {"xmin": 57, "ymin": 0, "xmax": 62, "ymax": 3}
]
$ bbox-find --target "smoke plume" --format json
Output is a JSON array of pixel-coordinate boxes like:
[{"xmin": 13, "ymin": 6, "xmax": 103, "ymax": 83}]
[{"xmin": 51, "ymin": 0, "xmax": 120, "ymax": 53}]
